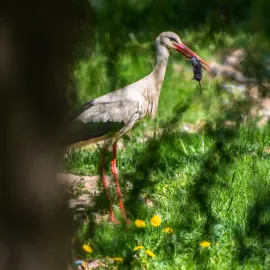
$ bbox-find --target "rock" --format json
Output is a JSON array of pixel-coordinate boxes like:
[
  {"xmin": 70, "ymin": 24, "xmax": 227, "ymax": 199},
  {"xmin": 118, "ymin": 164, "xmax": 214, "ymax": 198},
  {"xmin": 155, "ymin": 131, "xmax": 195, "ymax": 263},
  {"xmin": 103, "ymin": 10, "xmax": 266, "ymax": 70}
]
[
  {"xmin": 210, "ymin": 62, "xmax": 250, "ymax": 83},
  {"xmin": 223, "ymin": 49, "xmax": 246, "ymax": 70},
  {"xmin": 58, "ymin": 173, "xmax": 106, "ymax": 221},
  {"xmin": 221, "ymin": 84, "xmax": 246, "ymax": 94}
]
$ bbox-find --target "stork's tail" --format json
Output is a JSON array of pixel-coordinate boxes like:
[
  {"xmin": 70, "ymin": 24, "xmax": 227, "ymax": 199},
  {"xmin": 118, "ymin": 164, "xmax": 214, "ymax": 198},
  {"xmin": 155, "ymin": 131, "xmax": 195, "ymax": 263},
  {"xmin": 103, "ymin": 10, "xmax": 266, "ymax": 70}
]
[{"xmin": 66, "ymin": 121, "xmax": 125, "ymax": 147}]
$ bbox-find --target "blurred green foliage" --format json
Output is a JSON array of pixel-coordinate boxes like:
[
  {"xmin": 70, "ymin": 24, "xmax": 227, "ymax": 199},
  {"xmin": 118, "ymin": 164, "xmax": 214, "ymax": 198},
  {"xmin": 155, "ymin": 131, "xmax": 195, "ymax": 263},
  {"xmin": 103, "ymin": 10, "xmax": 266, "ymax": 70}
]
[{"xmin": 70, "ymin": 0, "xmax": 270, "ymax": 107}]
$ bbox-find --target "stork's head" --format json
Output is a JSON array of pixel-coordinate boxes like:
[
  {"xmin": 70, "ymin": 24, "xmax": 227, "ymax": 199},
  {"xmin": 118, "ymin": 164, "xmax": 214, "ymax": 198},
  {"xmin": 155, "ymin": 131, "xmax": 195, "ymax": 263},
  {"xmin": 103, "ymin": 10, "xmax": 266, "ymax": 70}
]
[{"xmin": 157, "ymin": 31, "xmax": 211, "ymax": 72}]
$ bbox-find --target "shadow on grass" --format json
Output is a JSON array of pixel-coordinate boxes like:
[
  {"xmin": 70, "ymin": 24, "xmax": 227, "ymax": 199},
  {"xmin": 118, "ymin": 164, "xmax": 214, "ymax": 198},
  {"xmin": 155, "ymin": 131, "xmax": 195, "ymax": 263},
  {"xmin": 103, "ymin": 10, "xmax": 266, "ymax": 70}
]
[{"xmin": 68, "ymin": 77, "xmax": 270, "ymax": 267}]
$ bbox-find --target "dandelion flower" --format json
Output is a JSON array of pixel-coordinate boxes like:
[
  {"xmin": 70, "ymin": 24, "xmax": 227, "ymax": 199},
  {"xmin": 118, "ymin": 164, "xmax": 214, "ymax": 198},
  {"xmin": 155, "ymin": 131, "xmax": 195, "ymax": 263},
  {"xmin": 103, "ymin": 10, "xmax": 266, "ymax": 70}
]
[
  {"xmin": 111, "ymin": 257, "xmax": 123, "ymax": 263},
  {"xmin": 146, "ymin": 250, "xmax": 155, "ymax": 257},
  {"xmin": 135, "ymin": 219, "xmax": 146, "ymax": 228},
  {"xmin": 82, "ymin": 244, "xmax": 93, "ymax": 253},
  {"xmin": 133, "ymin": 245, "xmax": 145, "ymax": 251},
  {"xmin": 200, "ymin": 241, "xmax": 211, "ymax": 248},
  {"xmin": 81, "ymin": 261, "xmax": 87, "ymax": 268},
  {"xmin": 162, "ymin": 227, "xmax": 173, "ymax": 234},
  {"xmin": 150, "ymin": 215, "xmax": 162, "ymax": 227}
]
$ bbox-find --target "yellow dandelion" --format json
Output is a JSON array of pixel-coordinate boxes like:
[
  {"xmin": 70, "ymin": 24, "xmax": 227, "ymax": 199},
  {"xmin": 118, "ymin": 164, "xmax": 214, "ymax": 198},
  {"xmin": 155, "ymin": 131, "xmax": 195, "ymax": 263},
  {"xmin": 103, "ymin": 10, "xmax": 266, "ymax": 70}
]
[
  {"xmin": 81, "ymin": 261, "xmax": 87, "ymax": 268},
  {"xmin": 146, "ymin": 249, "xmax": 155, "ymax": 257},
  {"xmin": 135, "ymin": 219, "xmax": 146, "ymax": 228},
  {"xmin": 133, "ymin": 245, "xmax": 145, "ymax": 251},
  {"xmin": 82, "ymin": 244, "xmax": 93, "ymax": 253},
  {"xmin": 200, "ymin": 241, "xmax": 211, "ymax": 248},
  {"xmin": 150, "ymin": 215, "xmax": 162, "ymax": 227},
  {"xmin": 162, "ymin": 227, "xmax": 173, "ymax": 234},
  {"xmin": 111, "ymin": 257, "xmax": 123, "ymax": 263}
]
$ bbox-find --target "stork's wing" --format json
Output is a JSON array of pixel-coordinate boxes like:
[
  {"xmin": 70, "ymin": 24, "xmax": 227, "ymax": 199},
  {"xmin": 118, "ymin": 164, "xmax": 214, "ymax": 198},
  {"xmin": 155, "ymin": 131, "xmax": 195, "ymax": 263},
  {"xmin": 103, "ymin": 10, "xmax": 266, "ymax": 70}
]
[
  {"xmin": 67, "ymin": 98, "xmax": 141, "ymax": 145},
  {"xmin": 67, "ymin": 120, "xmax": 125, "ymax": 145},
  {"xmin": 76, "ymin": 98, "xmax": 140, "ymax": 124}
]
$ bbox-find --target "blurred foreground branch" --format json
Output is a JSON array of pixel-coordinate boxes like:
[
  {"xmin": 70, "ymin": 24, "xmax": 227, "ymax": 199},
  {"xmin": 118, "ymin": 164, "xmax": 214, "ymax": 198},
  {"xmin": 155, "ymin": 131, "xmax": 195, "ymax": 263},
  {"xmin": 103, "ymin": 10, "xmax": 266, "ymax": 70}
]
[{"xmin": 0, "ymin": 1, "xmax": 91, "ymax": 269}]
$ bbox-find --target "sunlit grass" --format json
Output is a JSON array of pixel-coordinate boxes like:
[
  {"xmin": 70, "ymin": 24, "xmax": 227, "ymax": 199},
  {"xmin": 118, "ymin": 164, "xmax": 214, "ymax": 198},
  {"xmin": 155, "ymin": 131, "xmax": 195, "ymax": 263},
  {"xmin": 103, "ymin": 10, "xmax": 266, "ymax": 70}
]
[
  {"xmin": 66, "ymin": 125, "xmax": 270, "ymax": 269},
  {"xmin": 67, "ymin": 30, "xmax": 270, "ymax": 269}
]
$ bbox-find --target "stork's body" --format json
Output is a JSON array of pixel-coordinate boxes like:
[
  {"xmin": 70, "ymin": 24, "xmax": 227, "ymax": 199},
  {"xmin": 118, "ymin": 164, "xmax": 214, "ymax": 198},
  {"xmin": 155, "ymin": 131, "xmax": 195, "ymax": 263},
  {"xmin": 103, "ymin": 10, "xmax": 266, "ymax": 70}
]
[{"xmin": 69, "ymin": 32, "xmax": 210, "ymax": 224}]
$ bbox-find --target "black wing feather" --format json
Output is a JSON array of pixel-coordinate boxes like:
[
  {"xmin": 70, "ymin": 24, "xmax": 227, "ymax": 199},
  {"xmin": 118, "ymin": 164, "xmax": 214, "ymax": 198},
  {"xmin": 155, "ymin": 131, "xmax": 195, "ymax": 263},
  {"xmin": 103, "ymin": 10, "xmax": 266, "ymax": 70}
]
[
  {"xmin": 68, "ymin": 100, "xmax": 94, "ymax": 121},
  {"xmin": 67, "ymin": 120, "xmax": 125, "ymax": 145},
  {"xmin": 67, "ymin": 97, "xmax": 139, "ymax": 145}
]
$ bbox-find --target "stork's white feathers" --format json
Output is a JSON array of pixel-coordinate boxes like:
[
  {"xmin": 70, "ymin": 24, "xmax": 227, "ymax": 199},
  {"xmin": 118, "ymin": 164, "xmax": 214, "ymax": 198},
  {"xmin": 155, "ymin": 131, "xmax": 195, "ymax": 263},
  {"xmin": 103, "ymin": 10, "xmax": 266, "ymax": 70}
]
[
  {"xmin": 77, "ymin": 99, "xmax": 139, "ymax": 124},
  {"xmin": 69, "ymin": 32, "xmax": 184, "ymax": 146}
]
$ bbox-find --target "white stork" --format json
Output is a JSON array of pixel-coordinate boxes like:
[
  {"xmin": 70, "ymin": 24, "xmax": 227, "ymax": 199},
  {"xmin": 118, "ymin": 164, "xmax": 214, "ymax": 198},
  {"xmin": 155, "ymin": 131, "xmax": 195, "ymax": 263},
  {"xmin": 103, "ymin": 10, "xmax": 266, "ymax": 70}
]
[{"xmin": 68, "ymin": 31, "xmax": 211, "ymax": 224}]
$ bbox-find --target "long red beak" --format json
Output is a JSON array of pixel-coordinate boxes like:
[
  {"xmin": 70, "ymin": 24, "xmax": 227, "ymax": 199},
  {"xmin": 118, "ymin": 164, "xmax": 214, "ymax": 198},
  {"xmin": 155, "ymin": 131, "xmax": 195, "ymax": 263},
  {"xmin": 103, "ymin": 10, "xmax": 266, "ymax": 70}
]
[{"xmin": 174, "ymin": 43, "xmax": 211, "ymax": 72}]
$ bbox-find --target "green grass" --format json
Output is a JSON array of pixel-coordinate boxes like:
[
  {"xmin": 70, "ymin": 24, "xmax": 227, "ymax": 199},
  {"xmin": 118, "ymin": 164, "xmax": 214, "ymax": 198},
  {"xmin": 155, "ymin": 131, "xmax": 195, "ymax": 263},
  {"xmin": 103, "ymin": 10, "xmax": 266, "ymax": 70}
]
[
  {"xmin": 66, "ymin": 31, "xmax": 270, "ymax": 269},
  {"xmin": 67, "ymin": 125, "xmax": 270, "ymax": 269}
]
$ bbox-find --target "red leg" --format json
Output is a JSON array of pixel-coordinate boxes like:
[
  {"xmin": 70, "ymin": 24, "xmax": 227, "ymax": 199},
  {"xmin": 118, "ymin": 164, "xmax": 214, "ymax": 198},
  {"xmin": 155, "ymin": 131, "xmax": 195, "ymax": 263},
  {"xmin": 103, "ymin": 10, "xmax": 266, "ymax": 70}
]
[
  {"xmin": 99, "ymin": 145, "xmax": 119, "ymax": 224},
  {"xmin": 111, "ymin": 143, "xmax": 130, "ymax": 224}
]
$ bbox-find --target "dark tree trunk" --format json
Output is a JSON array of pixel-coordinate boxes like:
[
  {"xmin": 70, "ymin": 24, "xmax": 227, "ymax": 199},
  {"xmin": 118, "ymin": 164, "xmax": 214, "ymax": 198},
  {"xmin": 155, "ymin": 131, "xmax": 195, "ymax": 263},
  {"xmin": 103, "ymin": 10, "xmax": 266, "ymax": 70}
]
[{"xmin": 0, "ymin": 1, "xmax": 89, "ymax": 269}]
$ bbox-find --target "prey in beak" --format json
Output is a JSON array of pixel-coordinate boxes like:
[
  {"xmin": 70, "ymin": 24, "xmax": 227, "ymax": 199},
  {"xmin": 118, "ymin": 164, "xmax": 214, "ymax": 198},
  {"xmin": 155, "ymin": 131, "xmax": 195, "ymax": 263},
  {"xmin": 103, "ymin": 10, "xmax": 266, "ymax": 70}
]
[
  {"xmin": 174, "ymin": 43, "xmax": 211, "ymax": 73},
  {"xmin": 190, "ymin": 56, "xmax": 202, "ymax": 87}
]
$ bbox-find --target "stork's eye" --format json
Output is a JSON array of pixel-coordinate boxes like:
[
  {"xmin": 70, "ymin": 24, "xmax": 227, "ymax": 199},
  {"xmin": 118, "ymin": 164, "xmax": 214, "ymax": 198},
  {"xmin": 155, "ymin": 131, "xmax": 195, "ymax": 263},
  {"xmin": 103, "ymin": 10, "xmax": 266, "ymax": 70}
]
[{"xmin": 169, "ymin": 36, "xmax": 177, "ymax": 42}]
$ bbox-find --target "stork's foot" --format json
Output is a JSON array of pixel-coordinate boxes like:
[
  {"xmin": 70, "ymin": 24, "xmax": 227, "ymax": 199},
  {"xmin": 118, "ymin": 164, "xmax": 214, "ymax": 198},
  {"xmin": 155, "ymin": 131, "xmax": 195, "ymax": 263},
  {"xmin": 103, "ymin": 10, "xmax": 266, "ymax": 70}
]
[
  {"xmin": 108, "ymin": 207, "xmax": 130, "ymax": 225},
  {"xmin": 109, "ymin": 216, "xmax": 121, "ymax": 224},
  {"xmin": 111, "ymin": 143, "xmax": 131, "ymax": 225},
  {"xmin": 111, "ymin": 218, "xmax": 131, "ymax": 225},
  {"xmin": 108, "ymin": 210, "xmax": 130, "ymax": 225},
  {"xmin": 119, "ymin": 204, "xmax": 131, "ymax": 225},
  {"xmin": 107, "ymin": 205, "xmax": 120, "ymax": 224},
  {"xmin": 125, "ymin": 219, "xmax": 131, "ymax": 225}
]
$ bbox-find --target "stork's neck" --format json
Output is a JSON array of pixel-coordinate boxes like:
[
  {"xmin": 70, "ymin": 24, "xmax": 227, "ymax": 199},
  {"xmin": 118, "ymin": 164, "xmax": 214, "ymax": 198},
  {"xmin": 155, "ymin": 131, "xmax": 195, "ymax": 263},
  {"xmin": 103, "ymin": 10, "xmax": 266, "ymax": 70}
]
[
  {"xmin": 152, "ymin": 43, "xmax": 169, "ymax": 89},
  {"xmin": 144, "ymin": 43, "xmax": 169, "ymax": 119}
]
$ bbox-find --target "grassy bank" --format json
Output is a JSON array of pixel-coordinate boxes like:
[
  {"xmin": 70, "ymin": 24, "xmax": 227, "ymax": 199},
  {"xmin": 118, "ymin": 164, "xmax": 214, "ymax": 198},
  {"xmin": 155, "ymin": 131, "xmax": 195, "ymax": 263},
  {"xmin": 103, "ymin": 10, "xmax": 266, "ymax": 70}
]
[{"xmin": 66, "ymin": 31, "xmax": 270, "ymax": 269}]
